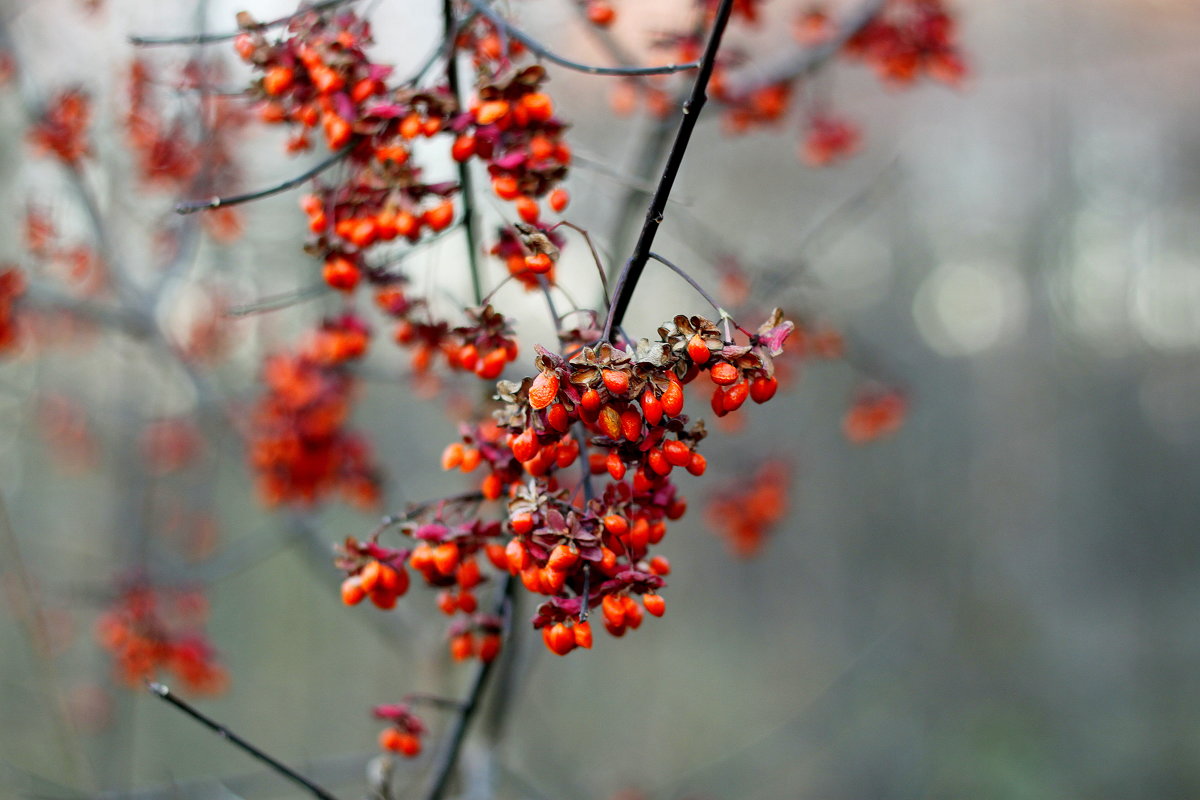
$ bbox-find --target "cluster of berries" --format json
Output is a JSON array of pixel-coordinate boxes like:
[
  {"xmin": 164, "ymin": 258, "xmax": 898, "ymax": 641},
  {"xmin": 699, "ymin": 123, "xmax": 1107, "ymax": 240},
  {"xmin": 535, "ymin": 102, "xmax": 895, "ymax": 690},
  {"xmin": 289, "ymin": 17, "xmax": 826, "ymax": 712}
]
[
  {"xmin": 705, "ymin": 459, "xmax": 790, "ymax": 557},
  {"xmin": 95, "ymin": 586, "xmax": 227, "ymax": 694},
  {"xmin": 410, "ymin": 310, "xmax": 788, "ymax": 655},
  {"xmin": 247, "ymin": 317, "xmax": 381, "ymax": 507},
  {"xmin": 377, "ymin": 293, "xmax": 520, "ymax": 380},
  {"xmin": 27, "ymin": 87, "xmax": 91, "ymax": 164},
  {"xmin": 336, "ymin": 503, "xmax": 505, "ymax": 665},
  {"xmin": 844, "ymin": 0, "xmax": 966, "ymax": 86}
]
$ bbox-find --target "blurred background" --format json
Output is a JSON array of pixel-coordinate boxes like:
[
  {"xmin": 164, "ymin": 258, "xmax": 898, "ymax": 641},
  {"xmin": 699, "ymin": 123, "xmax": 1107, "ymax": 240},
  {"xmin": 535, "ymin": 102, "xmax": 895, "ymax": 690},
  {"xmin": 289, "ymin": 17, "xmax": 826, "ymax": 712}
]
[{"xmin": 2, "ymin": 0, "xmax": 1199, "ymax": 798}]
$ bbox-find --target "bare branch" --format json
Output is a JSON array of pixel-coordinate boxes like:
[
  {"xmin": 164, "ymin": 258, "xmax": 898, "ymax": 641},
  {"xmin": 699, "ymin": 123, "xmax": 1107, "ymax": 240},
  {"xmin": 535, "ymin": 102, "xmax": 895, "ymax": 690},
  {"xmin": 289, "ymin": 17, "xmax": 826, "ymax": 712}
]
[
  {"xmin": 462, "ymin": 0, "xmax": 699, "ymax": 77},
  {"xmin": 129, "ymin": 0, "xmax": 359, "ymax": 46},
  {"xmin": 175, "ymin": 146, "xmax": 352, "ymax": 214}
]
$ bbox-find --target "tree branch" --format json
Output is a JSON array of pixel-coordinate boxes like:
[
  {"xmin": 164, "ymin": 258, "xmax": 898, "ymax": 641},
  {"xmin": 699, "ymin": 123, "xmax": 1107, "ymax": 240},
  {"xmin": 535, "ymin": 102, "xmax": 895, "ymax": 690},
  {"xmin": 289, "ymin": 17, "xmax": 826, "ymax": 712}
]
[
  {"xmin": 175, "ymin": 146, "xmax": 352, "ymax": 214},
  {"xmin": 129, "ymin": 0, "xmax": 359, "ymax": 46},
  {"xmin": 602, "ymin": 0, "xmax": 737, "ymax": 340},
  {"xmin": 462, "ymin": 0, "xmax": 699, "ymax": 77}
]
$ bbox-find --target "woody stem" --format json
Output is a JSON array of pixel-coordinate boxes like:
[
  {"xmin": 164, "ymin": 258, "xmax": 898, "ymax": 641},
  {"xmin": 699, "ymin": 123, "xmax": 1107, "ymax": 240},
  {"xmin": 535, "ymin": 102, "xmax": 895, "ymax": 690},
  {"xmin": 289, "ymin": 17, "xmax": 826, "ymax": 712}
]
[{"xmin": 602, "ymin": 0, "xmax": 737, "ymax": 341}]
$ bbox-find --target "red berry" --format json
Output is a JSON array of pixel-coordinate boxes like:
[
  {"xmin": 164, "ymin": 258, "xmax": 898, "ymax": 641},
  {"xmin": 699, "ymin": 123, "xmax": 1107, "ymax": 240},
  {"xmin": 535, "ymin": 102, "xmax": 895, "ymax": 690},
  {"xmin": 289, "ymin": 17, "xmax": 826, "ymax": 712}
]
[
  {"xmin": 663, "ymin": 439, "xmax": 691, "ymax": 467},
  {"xmin": 642, "ymin": 593, "xmax": 666, "ymax": 617},
  {"xmin": 710, "ymin": 361, "xmax": 739, "ymax": 385},
  {"xmin": 549, "ymin": 188, "xmax": 569, "ymax": 213},
  {"xmin": 529, "ymin": 371, "xmax": 559, "ymax": 410},
  {"xmin": 601, "ymin": 369, "xmax": 629, "ymax": 396},
  {"xmin": 750, "ymin": 375, "xmax": 779, "ymax": 403},
  {"xmin": 686, "ymin": 334, "xmax": 711, "ymax": 365}
]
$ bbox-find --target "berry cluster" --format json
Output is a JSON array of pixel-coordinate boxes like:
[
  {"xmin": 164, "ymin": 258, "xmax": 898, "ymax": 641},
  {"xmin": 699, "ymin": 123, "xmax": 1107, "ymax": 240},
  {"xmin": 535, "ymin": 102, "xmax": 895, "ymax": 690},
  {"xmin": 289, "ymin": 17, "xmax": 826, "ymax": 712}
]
[
  {"xmin": 705, "ymin": 459, "xmax": 790, "ymax": 557},
  {"xmin": 27, "ymin": 87, "xmax": 91, "ymax": 164},
  {"xmin": 95, "ymin": 586, "xmax": 227, "ymax": 694},
  {"xmin": 336, "ymin": 501, "xmax": 506, "ymax": 664},
  {"xmin": 373, "ymin": 703, "xmax": 426, "ymax": 758},
  {"xmin": 247, "ymin": 318, "xmax": 381, "ymax": 508},
  {"xmin": 844, "ymin": 0, "xmax": 966, "ymax": 87}
]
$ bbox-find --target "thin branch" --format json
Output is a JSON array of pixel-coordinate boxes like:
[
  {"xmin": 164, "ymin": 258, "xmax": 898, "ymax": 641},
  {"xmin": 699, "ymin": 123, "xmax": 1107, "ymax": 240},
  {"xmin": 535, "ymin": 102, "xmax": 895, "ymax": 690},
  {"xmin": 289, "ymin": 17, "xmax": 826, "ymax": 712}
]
[
  {"xmin": 462, "ymin": 0, "xmax": 699, "ymax": 77},
  {"xmin": 444, "ymin": 0, "xmax": 484, "ymax": 305},
  {"xmin": 175, "ymin": 146, "xmax": 352, "ymax": 214},
  {"xmin": 602, "ymin": 0, "xmax": 737, "ymax": 341},
  {"xmin": 129, "ymin": 0, "xmax": 359, "ymax": 46},
  {"xmin": 224, "ymin": 282, "xmax": 331, "ymax": 317},
  {"xmin": 551, "ymin": 220, "xmax": 610, "ymax": 308},
  {"xmin": 723, "ymin": 0, "xmax": 887, "ymax": 96},
  {"xmin": 647, "ymin": 252, "xmax": 724, "ymax": 318},
  {"xmin": 422, "ymin": 574, "xmax": 516, "ymax": 800},
  {"xmin": 146, "ymin": 681, "xmax": 343, "ymax": 800}
]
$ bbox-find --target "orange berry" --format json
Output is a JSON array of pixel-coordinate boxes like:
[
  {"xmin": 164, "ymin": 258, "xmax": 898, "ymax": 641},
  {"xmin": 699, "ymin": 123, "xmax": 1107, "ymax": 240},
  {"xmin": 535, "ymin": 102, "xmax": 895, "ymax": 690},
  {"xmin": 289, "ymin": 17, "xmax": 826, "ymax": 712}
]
[
  {"xmin": 601, "ymin": 369, "xmax": 629, "ymax": 396},
  {"xmin": 450, "ymin": 631, "xmax": 475, "ymax": 661},
  {"xmin": 521, "ymin": 92, "xmax": 554, "ymax": 122},
  {"xmin": 619, "ymin": 409, "xmax": 642, "ymax": 441},
  {"xmin": 606, "ymin": 450, "xmax": 626, "ymax": 480},
  {"xmin": 511, "ymin": 428, "xmax": 539, "ymax": 462},
  {"xmin": 474, "ymin": 347, "xmax": 507, "ymax": 380},
  {"xmin": 601, "ymin": 594, "xmax": 625, "ymax": 628},
  {"xmin": 485, "ymin": 543, "xmax": 508, "ymax": 571},
  {"xmin": 663, "ymin": 439, "xmax": 691, "ymax": 467},
  {"xmin": 750, "ymin": 375, "xmax": 779, "ymax": 404},
  {"xmin": 341, "ymin": 576, "xmax": 366, "ymax": 605},
  {"xmin": 649, "ymin": 555, "xmax": 671, "ymax": 575},
  {"xmin": 598, "ymin": 406, "xmax": 622, "ymax": 440},
  {"xmin": 541, "ymin": 566, "xmax": 567, "ymax": 593},
  {"xmin": 475, "ymin": 99, "xmax": 510, "ymax": 125},
  {"xmin": 710, "ymin": 361, "xmax": 739, "ymax": 385},
  {"xmin": 451, "ymin": 134, "xmax": 476, "ymax": 162},
  {"xmin": 262, "ymin": 66, "xmax": 294, "ymax": 96},
  {"xmin": 662, "ymin": 376, "xmax": 684, "ymax": 416},
  {"xmin": 460, "ymin": 447, "xmax": 481, "ymax": 472},
  {"xmin": 623, "ymin": 595, "xmax": 644, "ymax": 628},
  {"xmin": 547, "ymin": 543, "xmax": 579, "ymax": 572},
  {"xmin": 647, "ymin": 448, "xmax": 672, "ymax": 476},
  {"xmin": 360, "ymin": 560, "xmax": 385, "ymax": 592},
  {"xmin": 642, "ymin": 593, "xmax": 666, "ymax": 617},
  {"xmin": 481, "ymin": 472, "xmax": 503, "ymax": 500},
  {"xmin": 724, "ymin": 381, "xmax": 749, "ymax": 411},
  {"xmin": 511, "ymin": 512, "xmax": 535, "ymax": 536},
  {"xmin": 456, "ymin": 558, "xmax": 482, "ymax": 589},
  {"xmin": 492, "ymin": 175, "xmax": 520, "ymax": 200},
  {"xmin": 479, "ymin": 633, "xmax": 502, "ymax": 663},
  {"xmin": 640, "ymin": 389, "xmax": 663, "ymax": 425},
  {"xmin": 323, "ymin": 114, "xmax": 351, "ymax": 149},
  {"xmin": 586, "ymin": 0, "xmax": 616, "ymax": 26},
  {"xmin": 546, "ymin": 622, "xmax": 575, "ymax": 655},
  {"xmin": 515, "ymin": 196, "xmax": 540, "ymax": 224},
  {"xmin": 433, "ymin": 541, "xmax": 460, "ymax": 575},
  {"xmin": 529, "ymin": 371, "xmax": 559, "ymax": 409},
  {"xmin": 687, "ymin": 334, "xmax": 711, "ymax": 364},
  {"xmin": 370, "ymin": 589, "xmax": 397, "ymax": 610},
  {"xmin": 323, "ymin": 255, "xmax": 359, "ymax": 291},
  {"xmin": 399, "ymin": 112, "xmax": 422, "ymax": 139},
  {"xmin": 505, "ymin": 538, "xmax": 530, "ymax": 572},
  {"xmin": 603, "ymin": 514, "xmax": 629, "ymax": 537},
  {"xmin": 423, "ymin": 200, "xmax": 455, "ymax": 232},
  {"xmin": 524, "ymin": 253, "xmax": 553, "ymax": 274},
  {"xmin": 580, "ymin": 387, "xmax": 602, "ymax": 415},
  {"xmin": 442, "ymin": 442, "xmax": 465, "ymax": 470},
  {"xmin": 545, "ymin": 402, "xmax": 569, "ymax": 433},
  {"xmin": 457, "ymin": 590, "xmax": 478, "ymax": 613},
  {"xmin": 437, "ymin": 590, "xmax": 458, "ymax": 615},
  {"xmin": 421, "ymin": 116, "xmax": 442, "ymax": 137},
  {"xmin": 549, "ymin": 187, "xmax": 570, "ymax": 213},
  {"xmin": 574, "ymin": 619, "xmax": 593, "ymax": 649},
  {"xmin": 687, "ymin": 451, "xmax": 707, "ymax": 476}
]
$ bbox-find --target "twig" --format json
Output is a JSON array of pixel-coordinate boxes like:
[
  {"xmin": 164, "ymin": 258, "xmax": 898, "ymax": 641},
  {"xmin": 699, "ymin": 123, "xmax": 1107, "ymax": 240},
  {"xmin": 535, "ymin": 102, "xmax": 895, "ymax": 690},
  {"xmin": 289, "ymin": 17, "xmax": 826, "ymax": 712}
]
[
  {"xmin": 647, "ymin": 252, "xmax": 723, "ymax": 318},
  {"xmin": 146, "ymin": 681, "xmax": 343, "ymax": 800},
  {"xmin": 444, "ymin": 0, "xmax": 484, "ymax": 305},
  {"xmin": 129, "ymin": 0, "xmax": 359, "ymax": 46},
  {"xmin": 225, "ymin": 283, "xmax": 331, "ymax": 317},
  {"xmin": 551, "ymin": 220, "xmax": 610, "ymax": 308},
  {"xmin": 602, "ymin": 0, "xmax": 737, "ymax": 341},
  {"xmin": 175, "ymin": 146, "xmax": 352, "ymax": 215},
  {"xmin": 422, "ymin": 574, "xmax": 516, "ymax": 800},
  {"xmin": 463, "ymin": 0, "xmax": 699, "ymax": 77}
]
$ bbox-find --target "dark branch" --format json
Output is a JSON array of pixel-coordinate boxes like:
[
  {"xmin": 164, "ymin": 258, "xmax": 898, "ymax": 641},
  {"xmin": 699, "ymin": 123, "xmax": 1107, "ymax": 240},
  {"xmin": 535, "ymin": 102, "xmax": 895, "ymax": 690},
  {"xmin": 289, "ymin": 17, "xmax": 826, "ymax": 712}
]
[
  {"xmin": 462, "ymin": 0, "xmax": 699, "ymax": 77},
  {"xmin": 129, "ymin": 0, "xmax": 358, "ymax": 46},
  {"xmin": 146, "ymin": 681, "xmax": 342, "ymax": 800},
  {"xmin": 175, "ymin": 146, "xmax": 352, "ymax": 214},
  {"xmin": 444, "ymin": 0, "xmax": 484, "ymax": 304},
  {"xmin": 647, "ymin": 252, "xmax": 724, "ymax": 318},
  {"xmin": 422, "ymin": 574, "xmax": 516, "ymax": 800},
  {"xmin": 602, "ymin": 0, "xmax": 737, "ymax": 340}
]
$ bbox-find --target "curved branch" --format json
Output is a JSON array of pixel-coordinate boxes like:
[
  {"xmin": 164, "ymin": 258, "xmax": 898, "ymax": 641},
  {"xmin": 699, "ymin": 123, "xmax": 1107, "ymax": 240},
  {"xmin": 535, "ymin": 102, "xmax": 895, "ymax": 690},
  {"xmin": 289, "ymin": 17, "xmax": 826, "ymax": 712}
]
[
  {"xmin": 174, "ymin": 146, "xmax": 351, "ymax": 214},
  {"xmin": 129, "ymin": 0, "xmax": 358, "ymax": 46},
  {"xmin": 463, "ymin": 0, "xmax": 699, "ymax": 77}
]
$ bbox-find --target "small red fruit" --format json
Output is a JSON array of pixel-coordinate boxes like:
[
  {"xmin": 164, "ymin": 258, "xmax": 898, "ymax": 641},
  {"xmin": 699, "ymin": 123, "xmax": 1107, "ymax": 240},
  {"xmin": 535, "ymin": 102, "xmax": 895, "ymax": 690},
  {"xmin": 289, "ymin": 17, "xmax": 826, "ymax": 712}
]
[
  {"xmin": 750, "ymin": 375, "xmax": 779, "ymax": 403},
  {"xmin": 548, "ymin": 188, "xmax": 569, "ymax": 213},
  {"xmin": 601, "ymin": 369, "xmax": 629, "ymax": 396},
  {"xmin": 642, "ymin": 593, "xmax": 666, "ymax": 617},
  {"xmin": 710, "ymin": 361, "xmax": 739, "ymax": 385},
  {"xmin": 529, "ymin": 371, "xmax": 559, "ymax": 410},
  {"xmin": 687, "ymin": 334, "xmax": 711, "ymax": 364}
]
